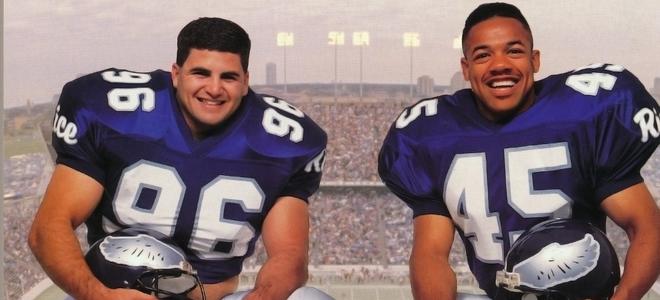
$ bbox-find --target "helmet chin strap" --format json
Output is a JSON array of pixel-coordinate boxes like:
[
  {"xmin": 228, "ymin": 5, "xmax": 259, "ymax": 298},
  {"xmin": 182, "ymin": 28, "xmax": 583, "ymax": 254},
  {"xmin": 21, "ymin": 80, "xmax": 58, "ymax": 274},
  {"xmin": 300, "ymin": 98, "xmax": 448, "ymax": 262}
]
[
  {"xmin": 195, "ymin": 276, "xmax": 207, "ymax": 300},
  {"xmin": 136, "ymin": 269, "xmax": 207, "ymax": 300}
]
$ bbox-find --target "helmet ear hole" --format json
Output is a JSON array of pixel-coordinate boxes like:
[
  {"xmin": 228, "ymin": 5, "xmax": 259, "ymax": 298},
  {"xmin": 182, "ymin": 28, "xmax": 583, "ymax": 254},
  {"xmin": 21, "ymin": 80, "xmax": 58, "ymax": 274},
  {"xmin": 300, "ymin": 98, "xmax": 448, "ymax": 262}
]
[
  {"xmin": 497, "ymin": 219, "xmax": 620, "ymax": 299},
  {"xmin": 85, "ymin": 228, "xmax": 204, "ymax": 299}
]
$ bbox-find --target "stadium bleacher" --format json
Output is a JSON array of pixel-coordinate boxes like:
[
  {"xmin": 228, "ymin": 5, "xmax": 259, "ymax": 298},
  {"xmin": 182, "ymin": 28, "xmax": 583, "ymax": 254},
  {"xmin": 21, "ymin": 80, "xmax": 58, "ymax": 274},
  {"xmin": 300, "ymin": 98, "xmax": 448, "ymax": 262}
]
[{"xmin": 4, "ymin": 96, "xmax": 660, "ymax": 300}]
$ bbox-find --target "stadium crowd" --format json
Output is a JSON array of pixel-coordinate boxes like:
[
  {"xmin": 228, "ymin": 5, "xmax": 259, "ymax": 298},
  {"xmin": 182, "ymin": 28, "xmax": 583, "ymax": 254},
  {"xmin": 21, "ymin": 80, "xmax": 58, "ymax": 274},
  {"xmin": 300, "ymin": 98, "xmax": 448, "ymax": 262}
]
[
  {"xmin": 4, "ymin": 100, "xmax": 659, "ymax": 299},
  {"xmin": 3, "ymin": 153, "xmax": 51, "ymax": 200},
  {"xmin": 295, "ymin": 101, "xmax": 408, "ymax": 183}
]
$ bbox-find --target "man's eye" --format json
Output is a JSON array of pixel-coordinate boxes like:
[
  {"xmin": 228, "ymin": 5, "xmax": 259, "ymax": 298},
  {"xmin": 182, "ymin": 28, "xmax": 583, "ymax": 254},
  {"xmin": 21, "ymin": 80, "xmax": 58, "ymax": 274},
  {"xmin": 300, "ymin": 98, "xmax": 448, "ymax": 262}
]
[{"xmin": 474, "ymin": 53, "xmax": 489, "ymax": 61}]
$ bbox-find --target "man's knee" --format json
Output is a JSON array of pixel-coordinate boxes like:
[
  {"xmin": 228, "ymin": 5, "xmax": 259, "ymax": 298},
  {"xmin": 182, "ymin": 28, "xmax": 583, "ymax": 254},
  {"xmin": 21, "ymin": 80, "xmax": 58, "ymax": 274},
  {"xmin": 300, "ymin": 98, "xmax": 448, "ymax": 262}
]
[
  {"xmin": 288, "ymin": 287, "xmax": 334, "ymax": 300},
  {"xmin": 222, "ymin": 287, "xmax": 334, "ymax": 300}
]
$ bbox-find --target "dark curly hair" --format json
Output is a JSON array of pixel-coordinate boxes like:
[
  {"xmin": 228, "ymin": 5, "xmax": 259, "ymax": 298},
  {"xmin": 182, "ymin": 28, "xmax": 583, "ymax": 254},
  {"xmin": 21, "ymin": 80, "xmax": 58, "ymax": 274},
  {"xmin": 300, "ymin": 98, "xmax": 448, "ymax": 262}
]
[{"xmin": 176, "ymin": 17, "xmax": 251, "ymax": 71}]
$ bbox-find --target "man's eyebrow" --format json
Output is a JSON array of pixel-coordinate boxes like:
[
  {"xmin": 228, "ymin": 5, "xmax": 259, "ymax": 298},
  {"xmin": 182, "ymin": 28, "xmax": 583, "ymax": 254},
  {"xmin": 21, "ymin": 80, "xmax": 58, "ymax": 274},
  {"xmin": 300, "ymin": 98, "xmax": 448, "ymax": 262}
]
[
  {"xmin": 220, "ymin": 71, "xmax": 241, "ymax": 78},
  {"xmin": 469, "ymin": 40, "xmax": 526, "ymax": 54},
  {"xmin": 506, "ymin": 40, "xmax": 525, "ymax": 47},
  {"xmin": 470, "ymin": 44, "xmax": 490, "ymax": 55},
  {"xmin": 189, "ymin": 67, "xmax": 211, "ymax": 74},
  {"xmin": 186, "ymin": 68, "xmax": 241, "ymax": 78}
]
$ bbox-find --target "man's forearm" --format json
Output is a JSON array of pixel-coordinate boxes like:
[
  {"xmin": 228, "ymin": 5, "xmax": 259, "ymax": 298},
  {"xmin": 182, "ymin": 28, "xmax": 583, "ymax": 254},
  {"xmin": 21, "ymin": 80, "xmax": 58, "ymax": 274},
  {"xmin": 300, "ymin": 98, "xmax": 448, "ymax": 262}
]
[
  {"xmin": 612, "ymin": 222, "xmax": 660, "ymax": 300},
  {"xmin": 601, "ymin": 183, "xmax": 660, "ymax": 300},
  {"xmin": 29, "ymin": 219, "xmax": 107, "ymax": 300},
  {"xmin": 246, "ymin": 254, "xmax": 308, "ymax": 300},
  {"xmin": 410, "ymin": 254, "xmax": 456, "ymax": 300}
]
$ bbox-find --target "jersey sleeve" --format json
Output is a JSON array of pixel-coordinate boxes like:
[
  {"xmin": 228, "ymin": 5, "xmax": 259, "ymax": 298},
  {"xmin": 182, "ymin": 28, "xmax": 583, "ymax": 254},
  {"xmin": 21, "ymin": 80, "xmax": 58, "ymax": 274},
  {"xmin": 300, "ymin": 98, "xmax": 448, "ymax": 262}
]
[
  {"xmin": 378, "ymin": 124, "xmax": 448, "ymax": 217},
  {"xmin": 52, "ymin": 77, "xmax": 106, "ymax": 183},
  {"xmin": 246, "ymin": 92, "xmax": 328, "ymax": 202},
  {"xmin": 592, "ymin": 69, "xmax": 660, "ymax": 200},
  {"xmin": 279, "ymin": 148, "xmax": 326, "ymax": 202}
]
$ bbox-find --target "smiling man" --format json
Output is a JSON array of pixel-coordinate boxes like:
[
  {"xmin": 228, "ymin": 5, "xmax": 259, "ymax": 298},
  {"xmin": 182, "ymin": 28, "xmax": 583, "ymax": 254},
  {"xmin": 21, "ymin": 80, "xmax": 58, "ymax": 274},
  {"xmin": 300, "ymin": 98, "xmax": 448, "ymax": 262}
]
[
  {"xmin": 29, "ymin": 17, "xmax": 331, "ymax": 300},
  {"xmin": 379, "ymin": 2, "xmax": 659, "ymax": 299},
  {"xmin": 460, "ymin": 15, "xmax": 539, "ymax": 123}
]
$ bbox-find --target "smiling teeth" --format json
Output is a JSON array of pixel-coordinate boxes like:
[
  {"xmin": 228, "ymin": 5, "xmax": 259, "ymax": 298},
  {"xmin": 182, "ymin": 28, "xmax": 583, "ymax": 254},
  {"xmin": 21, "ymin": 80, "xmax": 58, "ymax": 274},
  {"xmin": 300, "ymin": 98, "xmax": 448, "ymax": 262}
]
[
  {"xmin": 491, "ymin": 80, "xmax": 516, "ymax": 88},
  {"xmin": 200, "ymin": 99, "xmax": 223, "ymax": 105}
]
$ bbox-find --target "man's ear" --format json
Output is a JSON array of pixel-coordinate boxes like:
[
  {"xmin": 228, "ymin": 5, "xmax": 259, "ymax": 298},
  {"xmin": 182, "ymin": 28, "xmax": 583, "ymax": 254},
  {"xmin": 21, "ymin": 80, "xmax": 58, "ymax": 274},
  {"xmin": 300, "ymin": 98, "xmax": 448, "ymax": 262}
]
[
  {"xmin": 243, "ymin": 71, "xmax": 250, "ymax": 96},
  {"xmin": 532, "ymin": 50, "xmax": 541, "ymax": 73},
  {"xmin": 460, "ymin": 57, "xmax": 469, "ymax": 81},
  {"xmin": 171, "ymin": 63, "xmax": 180, "ymax": 88}
]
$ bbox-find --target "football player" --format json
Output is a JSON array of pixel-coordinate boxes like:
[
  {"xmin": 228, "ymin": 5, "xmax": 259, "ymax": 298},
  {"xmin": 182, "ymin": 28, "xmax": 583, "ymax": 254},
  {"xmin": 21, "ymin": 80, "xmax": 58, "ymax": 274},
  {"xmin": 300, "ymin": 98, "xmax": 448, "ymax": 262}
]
[
  {"xmin": 378, "ymin": 2, "xmax": 660, "ymax": 300},
  {"xmin": 29, "ymin": 17, "xmax": 329, "ymax": 300}
]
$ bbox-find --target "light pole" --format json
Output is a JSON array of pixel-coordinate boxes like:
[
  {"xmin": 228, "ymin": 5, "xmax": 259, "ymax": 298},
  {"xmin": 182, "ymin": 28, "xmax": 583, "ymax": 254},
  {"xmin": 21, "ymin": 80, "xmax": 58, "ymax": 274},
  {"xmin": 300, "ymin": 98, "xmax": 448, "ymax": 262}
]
[
  {"xmin": 403, "ymin": 32, "xmax": 420, "ymax": 99},
  {"xmin": 277, "ymin": 32, "xmax": 294, "ymax": 93},
  {"xmin": 453, "ymin": 35, "xmax": 462, "ymax": 51},
  {"xmin": 352, "ymin": 31, "xmax": 369, "ymax": 101},
  {"xmin": 328, "ymin": 31, "xmax": 345, "ymax": 101}
]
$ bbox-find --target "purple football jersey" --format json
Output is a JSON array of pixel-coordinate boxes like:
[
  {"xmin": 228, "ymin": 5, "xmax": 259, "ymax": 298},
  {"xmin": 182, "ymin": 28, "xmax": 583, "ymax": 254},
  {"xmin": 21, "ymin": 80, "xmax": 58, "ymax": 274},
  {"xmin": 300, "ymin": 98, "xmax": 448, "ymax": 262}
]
[{"xmin": 379, "ymin": 63, "xmax": 659, "ymax": 297}]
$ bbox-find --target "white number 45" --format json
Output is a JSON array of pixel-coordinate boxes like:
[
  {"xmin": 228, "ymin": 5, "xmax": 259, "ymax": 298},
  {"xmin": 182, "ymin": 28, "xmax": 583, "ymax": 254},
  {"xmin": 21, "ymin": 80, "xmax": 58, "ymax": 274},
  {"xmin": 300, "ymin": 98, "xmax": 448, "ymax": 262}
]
[{"xmin": 565, "ymin": 63, "xmax": 624, "ymax": 96}]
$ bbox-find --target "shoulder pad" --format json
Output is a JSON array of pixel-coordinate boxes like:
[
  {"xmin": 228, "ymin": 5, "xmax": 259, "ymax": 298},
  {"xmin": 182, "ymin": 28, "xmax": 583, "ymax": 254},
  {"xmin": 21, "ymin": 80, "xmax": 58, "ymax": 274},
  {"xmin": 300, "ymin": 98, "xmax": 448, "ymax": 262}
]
[
  {"xmin": 57, "ymin": 68, "xmax": 175, "ymax": 139},
  {"xmin": 244, "ymin": 93, "xmax": 327, "ymax": 158},
  {"xmin": 391, "ymin": 91, "xmax": 472, "ymax": 139}
]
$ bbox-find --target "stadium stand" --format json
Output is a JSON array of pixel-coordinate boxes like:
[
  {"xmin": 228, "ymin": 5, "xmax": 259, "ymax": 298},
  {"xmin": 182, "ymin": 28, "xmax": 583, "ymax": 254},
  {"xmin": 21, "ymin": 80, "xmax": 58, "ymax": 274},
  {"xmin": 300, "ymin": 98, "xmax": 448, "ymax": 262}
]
[{"xmin": 4, "ymin": 94, "xmax": 660, "ymax": 299}]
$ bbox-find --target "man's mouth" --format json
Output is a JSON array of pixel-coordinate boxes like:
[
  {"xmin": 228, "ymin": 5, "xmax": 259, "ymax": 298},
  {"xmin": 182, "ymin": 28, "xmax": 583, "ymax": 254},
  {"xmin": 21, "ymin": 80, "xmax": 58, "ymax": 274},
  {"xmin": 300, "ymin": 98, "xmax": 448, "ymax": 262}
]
[
  {"xmin": 487, "ymin": 79, "xmax": 518, "ymax": 89},
  {"xmin": 197, "ymin": 98, "xmax": 225, "ymax": 106}
]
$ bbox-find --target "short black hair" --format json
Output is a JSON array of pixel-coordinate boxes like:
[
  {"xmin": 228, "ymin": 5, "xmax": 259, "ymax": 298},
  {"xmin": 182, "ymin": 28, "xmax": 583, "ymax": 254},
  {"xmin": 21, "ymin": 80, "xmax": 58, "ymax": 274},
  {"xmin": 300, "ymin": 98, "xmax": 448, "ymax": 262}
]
[
  {"xmin": 176, "ymin": 17, "xmax": 251, "ymax": 71},
  {"xmin": 461, "ymin": 2, "xmax": 532, "ymax": 53}
]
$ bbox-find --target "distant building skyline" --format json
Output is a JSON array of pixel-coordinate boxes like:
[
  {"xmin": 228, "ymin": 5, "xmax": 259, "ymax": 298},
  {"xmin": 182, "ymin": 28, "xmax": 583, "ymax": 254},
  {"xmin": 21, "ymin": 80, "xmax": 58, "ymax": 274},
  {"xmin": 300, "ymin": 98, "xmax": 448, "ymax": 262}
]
[
  {"xmin": 416, "ymin": 75, "xmax": 434, "ymax": 98},
  {"xmin": 449, "ymin": 71, "xmax": 469, "ymax": 93},
  {"xmin": 653, "ymin": 77, "xmax": 660, "ymax": 101},
  {"xmin": 4, "ymin": 1, "xmax": 660, "ymax": 107},
  {"xmin": 266, "ymin": 62, "xmax": 277, "ymax": 85}
]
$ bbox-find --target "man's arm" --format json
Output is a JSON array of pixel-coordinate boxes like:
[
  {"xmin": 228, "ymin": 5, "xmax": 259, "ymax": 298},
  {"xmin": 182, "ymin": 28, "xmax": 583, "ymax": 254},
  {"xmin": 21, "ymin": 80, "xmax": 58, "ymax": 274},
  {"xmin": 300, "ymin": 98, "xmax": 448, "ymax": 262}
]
[
  {"xmin": 28, "ymin": 164, "xmax": 156, "ymax": 300},
  {"xmin": 601, "ymin": 182, "xmax": 660, "ymax": 300},
  {"xmin": 410, "ymin": 214, "xmax": 457, "ymax": 300},
  {"xmin": 245, "ymin": 196, "xmax": 309, "ymax": 300}
]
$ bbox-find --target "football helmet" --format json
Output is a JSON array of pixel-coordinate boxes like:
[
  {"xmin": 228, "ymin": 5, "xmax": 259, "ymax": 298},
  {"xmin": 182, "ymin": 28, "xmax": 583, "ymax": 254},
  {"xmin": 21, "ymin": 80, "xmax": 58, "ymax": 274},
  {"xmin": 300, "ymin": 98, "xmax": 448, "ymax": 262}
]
[
  {"xmin": 496, "ymin": 219, "xmax": 620, "ymax": 299},
  {"xmin": 85, "ymin": 227, "xmax": 205, "ymax": 300}
]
